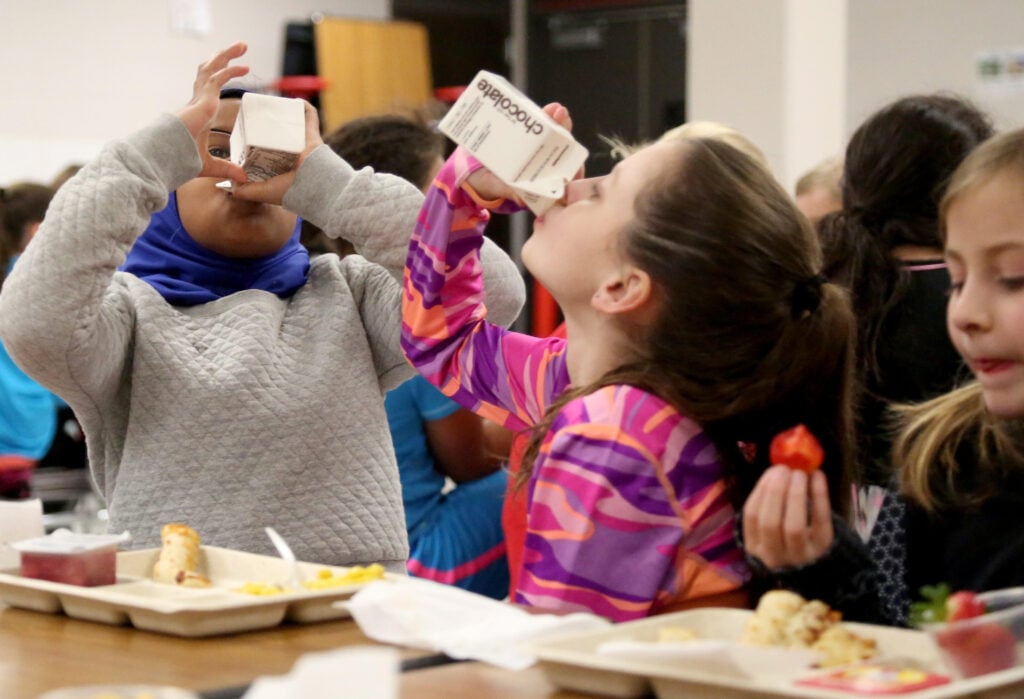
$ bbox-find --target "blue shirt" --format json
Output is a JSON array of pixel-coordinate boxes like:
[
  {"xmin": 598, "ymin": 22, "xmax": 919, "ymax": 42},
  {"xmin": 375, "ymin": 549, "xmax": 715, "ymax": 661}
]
[
  {"xmin": 384, "ymin": 375, "xmax": 461, "ymax": 534},
  {"xmin": 0, "ymin": 257, "xmax": 62, "ymax": 458}
]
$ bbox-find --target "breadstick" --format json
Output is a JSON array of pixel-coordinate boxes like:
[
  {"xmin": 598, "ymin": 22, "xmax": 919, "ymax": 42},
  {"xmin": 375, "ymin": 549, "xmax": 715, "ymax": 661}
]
[{"xmin": 153, "ymin": 523, "xmax": 211, "ymax": 588}]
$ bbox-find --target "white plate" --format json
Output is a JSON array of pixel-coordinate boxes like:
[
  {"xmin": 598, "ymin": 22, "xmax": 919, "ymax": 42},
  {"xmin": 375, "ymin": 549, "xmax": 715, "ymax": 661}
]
[
  {"xmin": 532, "ymin": 607, "xmax": 1024, "ymax": 699},
  {"xmin": 0, "ymin": 546, "xmax": 394, "ymax": 637},
  {"xmin": 38, "ymin": 685, "xmax": 198, "ymax": 699}
]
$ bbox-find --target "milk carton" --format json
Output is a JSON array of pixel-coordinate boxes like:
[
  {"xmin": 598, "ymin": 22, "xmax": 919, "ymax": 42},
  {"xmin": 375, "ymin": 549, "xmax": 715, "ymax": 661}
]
[
  {"xmin": 438, "ymin": 71, "xmax": 589, "ymax": 215},
  {"xmin": 230, "ymin": 93, "xmax": 306, "ymax": 182}
]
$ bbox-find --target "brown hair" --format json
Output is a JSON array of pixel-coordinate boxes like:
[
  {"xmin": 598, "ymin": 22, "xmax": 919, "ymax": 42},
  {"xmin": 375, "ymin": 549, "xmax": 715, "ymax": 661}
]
[
  {"xmin": 521, "ymin": 138, "xmax": 857, "ymax": 516},
  {"xmin": 326, "ymin": 113, "xmax": 445, "ymax": 191},
  {"xmin": 819, "ymin": 94, "xmax": 992, "ymax": 389},
  {"xmin": 0, "ymin": 182, "xmax": 54, "ymax": 284}
]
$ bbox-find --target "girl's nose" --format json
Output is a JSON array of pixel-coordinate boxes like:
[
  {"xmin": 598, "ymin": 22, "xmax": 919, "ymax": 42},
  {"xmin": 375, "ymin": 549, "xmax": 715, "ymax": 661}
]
[
  {"xmin": 948, "ymin": 281, "xmax": 991, "ymax": 334},
  {"xmin": 560, "ymin": 176, "xmax": 602, "ymax": 206}
]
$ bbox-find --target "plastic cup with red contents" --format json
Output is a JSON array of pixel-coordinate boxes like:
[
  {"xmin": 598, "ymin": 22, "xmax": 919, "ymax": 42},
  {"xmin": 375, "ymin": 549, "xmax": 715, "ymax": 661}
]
[
  {"xmin": 925, "ymin": 587, "xmax": 1024, "ymax": 679},
  {"xmin": 12, "ymin": 529, "xmax": 131, "ymax": 586}
]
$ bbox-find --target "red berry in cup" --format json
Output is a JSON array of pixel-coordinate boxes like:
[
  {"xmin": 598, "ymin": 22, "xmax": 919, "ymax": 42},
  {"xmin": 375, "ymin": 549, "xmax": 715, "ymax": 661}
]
[
  {"xmin": 946, "ymin": 591, "xmax": 986, "ymax": 622},
  {"xmin": 935, "ymin": 622, "xmax": 1017, "ymax": 678}
]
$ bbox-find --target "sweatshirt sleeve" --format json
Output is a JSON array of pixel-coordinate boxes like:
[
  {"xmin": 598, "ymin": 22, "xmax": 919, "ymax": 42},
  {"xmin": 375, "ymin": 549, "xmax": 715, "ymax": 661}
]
[
  {"xmin": 287, "ymin": 147, "xmax": 526, "ymax": 393},
  {"xmin": 401, "ymin": 152, "xmax": 568, "ymax": 432},
  {"xmin": 0, "ymin": 114, "xmax": 200, "ymax": 409}
]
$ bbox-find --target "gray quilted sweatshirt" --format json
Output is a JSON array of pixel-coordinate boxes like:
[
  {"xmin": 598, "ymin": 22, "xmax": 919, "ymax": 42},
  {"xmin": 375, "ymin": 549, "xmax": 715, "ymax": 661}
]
[{"xmin": 0, "ymin": 114, "xmax": 526, "ymax": 569}]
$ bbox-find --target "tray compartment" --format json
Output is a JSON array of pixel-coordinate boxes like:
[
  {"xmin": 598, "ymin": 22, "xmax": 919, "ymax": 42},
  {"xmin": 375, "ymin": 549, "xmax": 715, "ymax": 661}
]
[{"xmin": 0, "ymin": 546, "xmax": 387, "ymax": 637}]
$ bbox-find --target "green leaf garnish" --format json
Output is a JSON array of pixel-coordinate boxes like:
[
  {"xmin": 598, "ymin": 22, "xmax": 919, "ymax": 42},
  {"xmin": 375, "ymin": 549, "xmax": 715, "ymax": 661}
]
[{"xmin": 908, "ymin": 583, "xmax": 951, "ymax": 627}]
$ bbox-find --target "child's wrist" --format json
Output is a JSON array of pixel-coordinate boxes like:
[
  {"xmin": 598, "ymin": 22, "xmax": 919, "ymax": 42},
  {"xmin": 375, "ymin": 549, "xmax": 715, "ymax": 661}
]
[{"xmin": 461, "ymin": 180, "xmax": 506, "ymax": 210}]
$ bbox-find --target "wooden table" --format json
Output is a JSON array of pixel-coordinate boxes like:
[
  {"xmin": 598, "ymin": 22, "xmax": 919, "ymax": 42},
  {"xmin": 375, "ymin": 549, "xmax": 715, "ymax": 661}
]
[{"xmin": 0, "ymin": 605, "xmax": 593, "ymax": 699}]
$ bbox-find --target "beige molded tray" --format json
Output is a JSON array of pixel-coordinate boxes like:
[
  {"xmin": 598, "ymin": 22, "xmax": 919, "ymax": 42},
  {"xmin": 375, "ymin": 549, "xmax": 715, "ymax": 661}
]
[
  {"xmin": 532, "ymin": 608, "xmax": 1024, "ymax": 699},
  {"xmin": 0, "ymin": 546, "xmax": 391, "ymax": 637}
]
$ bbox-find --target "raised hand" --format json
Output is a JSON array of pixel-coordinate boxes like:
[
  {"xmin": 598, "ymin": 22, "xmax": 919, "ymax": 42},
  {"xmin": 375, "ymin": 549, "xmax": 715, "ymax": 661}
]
[
  {"xmin": 742, "ymin": 464, "xmax": 834, "ymax": 570},
  {"xmin": 464, "ymin": 101, "xmax": 575, "ymax": 203},
  {"xmin": 176, "ymin": 41, "xmax": 250, "ymax": 183}
]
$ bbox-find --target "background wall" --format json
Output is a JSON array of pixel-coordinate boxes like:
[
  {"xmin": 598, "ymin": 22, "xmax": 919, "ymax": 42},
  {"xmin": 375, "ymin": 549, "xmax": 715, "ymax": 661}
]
[
  {"xmin": 7, "ymin": 1, "xmax": 1024, "ymax": 193},
  {"xmin": 0, "ymin": 0, "xmax": 390, "ymax": 184},
  {"xmin": 846, "ymin": 0, "xmax": 1024, "ymax": 132},
  {"xmin": 688, "ymin": 0, "xmax": 1024, "ymax": 190}
]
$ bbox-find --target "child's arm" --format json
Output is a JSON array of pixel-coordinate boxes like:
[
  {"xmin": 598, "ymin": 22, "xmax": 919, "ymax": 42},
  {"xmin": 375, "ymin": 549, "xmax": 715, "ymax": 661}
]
[
  {"xmin": 402, "ymin": 151, "xmax": 568, "ymax": 432},
  {"xmin": 275, "ymin": 138, "xmax": 525, "ymax": 331},
  {"xmin": 266, "ymin": 145, "xmax": 523, "ymax": 392},
  {"xmin": 0, "ymin": 115, "xmax": 204, "ymax": 407},
  {"xmin": 0, "ymin": 43, "xmax": 248, "ymax": 412}
]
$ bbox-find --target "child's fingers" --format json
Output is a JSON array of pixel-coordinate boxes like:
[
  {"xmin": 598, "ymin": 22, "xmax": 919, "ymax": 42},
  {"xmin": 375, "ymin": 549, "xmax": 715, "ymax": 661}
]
[
  {"xmin": 743, "ymin": 466, "xmax": 789, "ymax": 566},
  {"xmin": 741, "ymin": 477, "xmax": 765, "ymax": 548},
  {"xmin": 808, "ymin": 470, "xmax": 834, "ymax": 551},
  {"xmin": 178, "ymin": 43, "xmax": 249, "ymax": 141},
  {"xmin": 230, "ymin": 171, "xmax": 296, "ymax": 206},
  {"xmin": 300, "ymin": 101, "xmax": 323, "ymax": 154},
  {"xmin": 541, "ymin": 102, "xmax": 573, "ymax": 132},
  {"xmin": 199, "ymin": 42, "xmax": 248, "ymax": 83},
  {"xmin": 190, "ymin": 43, "xmax": 249, "ymax": 103},
  {"xmin": 781, "ymin": 469, "xmax": 810, "ymax": 555},
  {"xmin": 202, "ymin": 159, "xmax": 247, "ymax": 184}
]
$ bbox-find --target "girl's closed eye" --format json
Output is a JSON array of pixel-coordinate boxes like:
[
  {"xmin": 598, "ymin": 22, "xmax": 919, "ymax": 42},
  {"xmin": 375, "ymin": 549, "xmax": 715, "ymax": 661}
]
[
  {"xmin": 998, "ymin": 275, "xmax": 1024, "ymax": 291},
  {"xmin": 946, "ymin": 280, "xmax": 964, "ymax": 296}
]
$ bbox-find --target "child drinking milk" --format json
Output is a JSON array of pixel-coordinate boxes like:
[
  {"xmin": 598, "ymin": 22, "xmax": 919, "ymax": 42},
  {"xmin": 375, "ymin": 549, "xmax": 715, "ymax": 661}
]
[
  {"xmin": 0, "ymin": 43, "xmax": 525, "ymax": 567},
  {"xmin": 401, "ymin": 103, "xmax": 857, "ymax": 621}
]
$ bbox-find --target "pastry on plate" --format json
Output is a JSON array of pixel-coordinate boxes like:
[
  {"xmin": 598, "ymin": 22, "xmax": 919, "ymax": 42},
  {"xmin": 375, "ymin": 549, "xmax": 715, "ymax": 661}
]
[{"xmin": 153, "ymin": 523, "xmax": 211, "ymax": 588}]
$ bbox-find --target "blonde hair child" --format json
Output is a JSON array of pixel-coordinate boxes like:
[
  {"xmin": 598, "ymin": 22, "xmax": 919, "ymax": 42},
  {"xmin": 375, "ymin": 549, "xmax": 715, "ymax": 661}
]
[{"xmin": 897, "ymin": 128, "xmax": 1024, "ymax": 510}]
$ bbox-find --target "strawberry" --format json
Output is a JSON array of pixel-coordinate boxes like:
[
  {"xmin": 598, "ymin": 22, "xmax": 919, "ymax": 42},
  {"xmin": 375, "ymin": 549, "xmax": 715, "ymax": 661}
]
[
  {"xmin": 769, "ymin": 424, "xmax": 825, "ymax": 473},
  {"xmin": 946, "ymin": 590, "xmax": 986, "ymax": 622}
]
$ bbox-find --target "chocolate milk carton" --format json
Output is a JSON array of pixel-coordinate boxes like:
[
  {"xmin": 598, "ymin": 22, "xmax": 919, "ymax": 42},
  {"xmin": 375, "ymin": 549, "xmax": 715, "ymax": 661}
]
[
  {"xmin": 230, "ymin": 93, "xmax": 306, "ymax": 182},
  {"xmin": 438, "ymin": 71, "xmax": 589, "ymax": 215}
]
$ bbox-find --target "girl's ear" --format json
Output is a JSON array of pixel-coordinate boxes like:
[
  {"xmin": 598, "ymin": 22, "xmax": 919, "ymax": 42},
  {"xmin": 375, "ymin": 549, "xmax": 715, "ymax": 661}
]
[{"xmin": 592, "ymin": 265, "xmax": 653, "ymax": 315}]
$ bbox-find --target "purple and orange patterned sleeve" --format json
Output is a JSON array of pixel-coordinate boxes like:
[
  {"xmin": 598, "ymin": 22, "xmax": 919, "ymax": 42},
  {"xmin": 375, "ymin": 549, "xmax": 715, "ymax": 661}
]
[
  {"xmin": 401, "ymin": 152, "xmax": 749, "ymax": 621},
  {"xmin": 401, "ymin": 151, "xmax": 568, "ymax": 431}
]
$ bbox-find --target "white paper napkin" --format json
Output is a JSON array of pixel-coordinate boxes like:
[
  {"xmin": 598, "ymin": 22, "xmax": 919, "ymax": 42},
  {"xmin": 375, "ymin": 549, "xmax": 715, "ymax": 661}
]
[
  {"xmin": 340, "ymin": 576, "xmax": 611, "ymax": 670},
  {"xmin": 242, "ymin": 646, "xmax": 398, "ymax": 699},
  {"xmin": 0, "ymin": 498, "xmax": 43, "ymax": 569}
]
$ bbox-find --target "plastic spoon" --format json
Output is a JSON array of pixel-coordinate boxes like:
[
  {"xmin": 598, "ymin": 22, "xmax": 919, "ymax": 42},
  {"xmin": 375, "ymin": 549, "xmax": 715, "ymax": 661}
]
[{"xmin": 265, "ymin": 526, "xmax": 303, "ymax": 591}]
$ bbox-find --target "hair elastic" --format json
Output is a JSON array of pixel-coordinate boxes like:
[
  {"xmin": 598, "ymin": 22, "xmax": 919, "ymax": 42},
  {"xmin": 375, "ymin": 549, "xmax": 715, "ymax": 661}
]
[{"xmin": 791, "ymin": 273, "xmax": 827, "ymax": 317}]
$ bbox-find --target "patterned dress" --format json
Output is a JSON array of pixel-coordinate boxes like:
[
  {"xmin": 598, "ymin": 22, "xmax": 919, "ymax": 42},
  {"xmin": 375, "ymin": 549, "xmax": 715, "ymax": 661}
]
[{"xmin": 401, "ymin": 153, "xmax": 749, "ymax": 621}]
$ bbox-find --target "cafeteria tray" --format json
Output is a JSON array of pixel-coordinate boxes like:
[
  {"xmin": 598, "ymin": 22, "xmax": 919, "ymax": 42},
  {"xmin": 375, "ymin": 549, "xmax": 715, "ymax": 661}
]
[
  {"xmin": 532, "ymin": 607, "xmax": 1024, "ymax": 699},
  {"xmin": 0, "ymin": 546, "xmax": 391, "ymax": 637}
]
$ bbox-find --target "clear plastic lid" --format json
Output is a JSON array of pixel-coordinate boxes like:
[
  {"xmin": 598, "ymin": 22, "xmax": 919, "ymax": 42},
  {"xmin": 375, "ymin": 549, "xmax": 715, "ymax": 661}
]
[{"xmin": 11, "ymin": 529, "xmax": 131, "ymax": 554}]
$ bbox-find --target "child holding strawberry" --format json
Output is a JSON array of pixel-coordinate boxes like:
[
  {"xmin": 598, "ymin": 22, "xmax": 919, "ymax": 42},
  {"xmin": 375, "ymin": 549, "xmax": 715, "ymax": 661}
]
[
  {"xmin": 743, "ymin": 127, "xmax": 1024, "ymax": 627},
  {"xmin": 893, "ymin": 127, "xmax": 1024, "ymax": 598}
]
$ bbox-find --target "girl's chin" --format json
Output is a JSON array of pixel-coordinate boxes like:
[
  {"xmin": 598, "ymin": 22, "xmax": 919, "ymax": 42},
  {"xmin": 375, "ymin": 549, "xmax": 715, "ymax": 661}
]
[{"xmin": 982, "ymin": 394, "xmax": 1024, "ymax": 420}]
